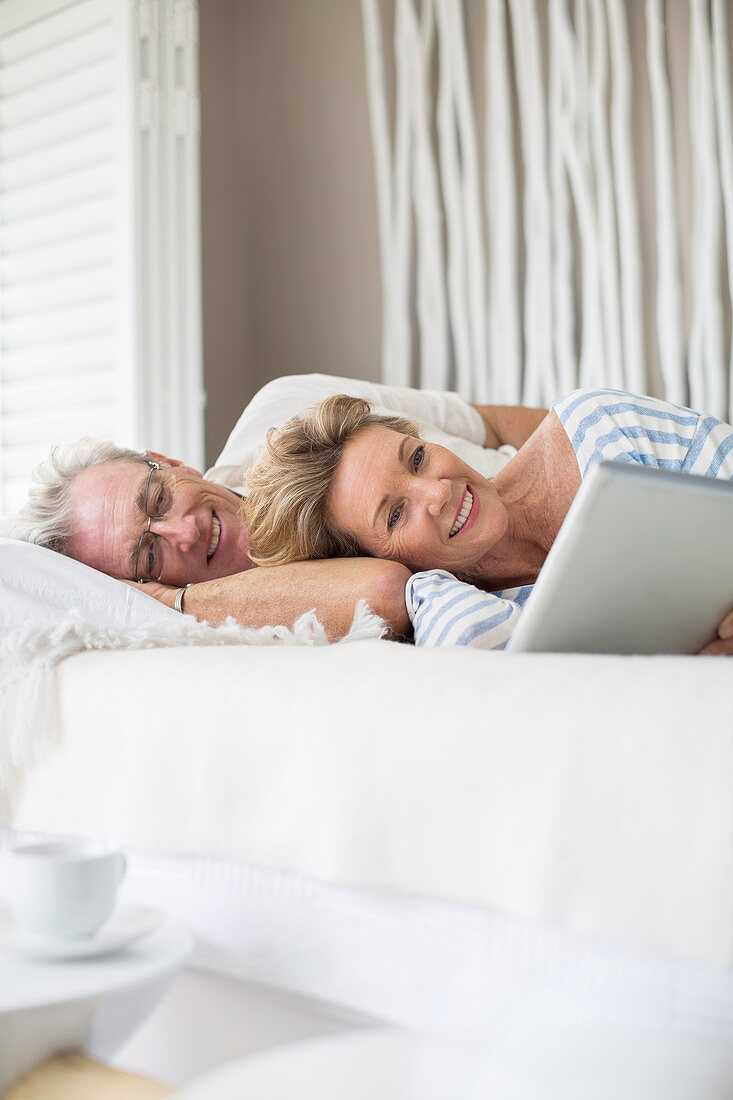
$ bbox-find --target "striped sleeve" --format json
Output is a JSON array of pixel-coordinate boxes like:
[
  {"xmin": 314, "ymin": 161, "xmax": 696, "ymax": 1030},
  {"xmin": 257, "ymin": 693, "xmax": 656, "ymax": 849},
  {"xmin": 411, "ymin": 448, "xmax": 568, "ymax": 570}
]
[
  {"xmin": 552, "ymin": 388, "xmax": 733, "ymax": 481},
  {"xmin": 406, "ymin": 569, "xmax": 532, "ymax": 650},
  {"xmin": 552, "ymin": 389, "xmax": 701, "ymax": 476},
  {"xmin": 684, "ymin": 415, "xmax": 733, "ymax": 478},
  {"xmin": 561, "ymin": 389, "xmax": 733, "ymax": 482}
]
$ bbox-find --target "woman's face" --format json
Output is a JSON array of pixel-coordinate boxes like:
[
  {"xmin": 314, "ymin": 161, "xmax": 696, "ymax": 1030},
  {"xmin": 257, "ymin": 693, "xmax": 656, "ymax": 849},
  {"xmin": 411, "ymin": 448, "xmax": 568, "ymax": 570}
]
[{"xmin": 328, "ymin": 425, "xmax": 508, "ymax": 573}]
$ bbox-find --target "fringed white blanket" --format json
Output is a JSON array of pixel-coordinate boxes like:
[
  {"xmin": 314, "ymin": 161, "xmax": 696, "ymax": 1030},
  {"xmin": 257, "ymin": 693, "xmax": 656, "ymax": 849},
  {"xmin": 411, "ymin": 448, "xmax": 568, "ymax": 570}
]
[{"xmin": 0, "ymin": 603, "xmax": 386, "ymax": 789}]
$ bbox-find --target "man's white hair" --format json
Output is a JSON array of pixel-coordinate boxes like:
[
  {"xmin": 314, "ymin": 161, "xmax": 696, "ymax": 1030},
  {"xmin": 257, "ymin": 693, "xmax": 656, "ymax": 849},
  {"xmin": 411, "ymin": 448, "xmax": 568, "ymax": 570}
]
[{"xmin": 14, "ymin": 438, "xmax": 149, "ymax": 553}]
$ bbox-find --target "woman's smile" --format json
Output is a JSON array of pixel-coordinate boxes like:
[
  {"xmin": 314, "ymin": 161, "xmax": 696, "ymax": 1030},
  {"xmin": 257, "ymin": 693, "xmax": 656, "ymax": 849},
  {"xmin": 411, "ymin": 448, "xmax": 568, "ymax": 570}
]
[{"xmin": 449, "ymin": 486, "xmax": 479, "ymax": 537}]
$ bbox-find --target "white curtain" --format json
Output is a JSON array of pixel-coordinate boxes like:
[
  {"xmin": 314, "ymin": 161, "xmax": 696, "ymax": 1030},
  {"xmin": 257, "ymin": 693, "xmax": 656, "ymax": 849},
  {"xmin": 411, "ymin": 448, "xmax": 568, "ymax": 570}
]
[{"xmin": 362, "ymin": 0, "xmax": 733, "ymax": 422}]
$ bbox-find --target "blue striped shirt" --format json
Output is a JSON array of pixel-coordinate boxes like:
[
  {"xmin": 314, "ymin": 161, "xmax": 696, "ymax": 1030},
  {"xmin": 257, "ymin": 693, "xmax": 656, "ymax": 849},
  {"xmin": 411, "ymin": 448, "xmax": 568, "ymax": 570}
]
[{"xmin": 407, "ymin": 388, "xmax": 733, "ymax": 649}]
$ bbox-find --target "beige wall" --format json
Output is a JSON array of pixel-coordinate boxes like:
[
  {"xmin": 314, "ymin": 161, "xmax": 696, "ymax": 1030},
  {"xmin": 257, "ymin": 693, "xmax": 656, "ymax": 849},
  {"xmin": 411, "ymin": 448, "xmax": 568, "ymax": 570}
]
[
  {"xmin": 200, "ymin": 0, "xmax": 382, "ymax": 466},
  {"xmin": 200, "ymin": 2, "xmax": 722, "ymax": 465}
]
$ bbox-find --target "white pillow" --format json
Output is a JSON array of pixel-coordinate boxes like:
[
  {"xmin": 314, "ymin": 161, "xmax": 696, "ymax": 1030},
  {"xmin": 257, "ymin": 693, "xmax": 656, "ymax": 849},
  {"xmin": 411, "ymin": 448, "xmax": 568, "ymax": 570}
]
[{"xmin": 0, "ymin": 538, "xmax": 178, "ymax": 631}]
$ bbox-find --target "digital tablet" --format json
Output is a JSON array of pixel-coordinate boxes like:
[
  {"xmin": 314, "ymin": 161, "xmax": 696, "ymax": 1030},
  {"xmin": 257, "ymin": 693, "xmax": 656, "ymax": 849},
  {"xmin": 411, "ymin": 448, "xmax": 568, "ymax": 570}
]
[{"xmin": 507, "ymin": 461, "xmax": 733, "ymax": 654}]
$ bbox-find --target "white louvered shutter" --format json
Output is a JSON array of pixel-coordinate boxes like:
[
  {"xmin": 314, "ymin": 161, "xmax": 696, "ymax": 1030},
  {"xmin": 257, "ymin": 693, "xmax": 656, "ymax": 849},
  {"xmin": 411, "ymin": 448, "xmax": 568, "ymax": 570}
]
[{"xmin": 0, "ymin": 0, "xmax": 203, "ymax": 518}]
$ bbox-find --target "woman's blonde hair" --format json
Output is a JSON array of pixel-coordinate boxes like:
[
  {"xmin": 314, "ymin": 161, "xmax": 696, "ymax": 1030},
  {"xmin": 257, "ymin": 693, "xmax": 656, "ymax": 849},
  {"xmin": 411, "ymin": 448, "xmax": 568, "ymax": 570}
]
[{"xmin": 245, "ymin": 394, "xmax": 420, "ymax": 566}]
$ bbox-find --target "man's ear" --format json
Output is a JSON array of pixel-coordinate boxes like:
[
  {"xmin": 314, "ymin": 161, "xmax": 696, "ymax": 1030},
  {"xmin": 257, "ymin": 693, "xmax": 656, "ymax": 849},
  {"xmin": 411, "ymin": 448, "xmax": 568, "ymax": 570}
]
[
  {"xmin": 145, "ymin": 450, "xmax": 184, "ymax": 469},
  {"xmin": 145, "ymin": 450, "xmax": 203, "ymax": 476}
]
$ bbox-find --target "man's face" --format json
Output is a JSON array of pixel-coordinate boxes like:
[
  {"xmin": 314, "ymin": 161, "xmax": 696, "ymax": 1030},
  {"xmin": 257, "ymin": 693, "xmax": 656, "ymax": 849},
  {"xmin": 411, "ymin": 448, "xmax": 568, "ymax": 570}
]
[{"xmin": 66, "ymin": 457, "xmax": 255, "ymax": 585}]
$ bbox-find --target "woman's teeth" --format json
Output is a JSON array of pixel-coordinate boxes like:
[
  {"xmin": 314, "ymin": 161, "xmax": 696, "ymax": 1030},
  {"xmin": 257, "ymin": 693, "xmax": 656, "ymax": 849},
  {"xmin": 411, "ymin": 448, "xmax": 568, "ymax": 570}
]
[
  {"xmin": 207, "ymin": 515, "xmax": 221, "ymax": 559},
  {"xmin": 449, "ymin": 489, "xmax": 473, "ymax": 537}
]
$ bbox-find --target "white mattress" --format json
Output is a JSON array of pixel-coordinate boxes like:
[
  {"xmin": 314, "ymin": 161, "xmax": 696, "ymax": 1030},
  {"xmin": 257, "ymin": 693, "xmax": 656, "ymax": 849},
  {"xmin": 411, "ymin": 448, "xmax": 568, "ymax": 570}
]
[{"xmin": 5, "ymin": 640, "xmax": 733, "ymax": 1030}]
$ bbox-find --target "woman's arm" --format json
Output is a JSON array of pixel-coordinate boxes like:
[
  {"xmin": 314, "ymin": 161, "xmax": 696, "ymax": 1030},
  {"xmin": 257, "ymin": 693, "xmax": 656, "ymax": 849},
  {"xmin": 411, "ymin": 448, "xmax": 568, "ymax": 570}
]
[
  {"xmin": 136, "ymin": 558, "xmax": 412, "ymax": 641},
  {"xmin": 470, "ymin": 404, "xmax": 548, "ymax": 449}
]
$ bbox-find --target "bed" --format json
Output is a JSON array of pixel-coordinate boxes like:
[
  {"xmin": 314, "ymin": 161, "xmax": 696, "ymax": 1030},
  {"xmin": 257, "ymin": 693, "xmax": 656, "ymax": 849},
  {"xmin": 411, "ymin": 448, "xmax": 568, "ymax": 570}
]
[{"xmin": 3, "ymin": 532, "xmax": 733, "ymax": 1072}]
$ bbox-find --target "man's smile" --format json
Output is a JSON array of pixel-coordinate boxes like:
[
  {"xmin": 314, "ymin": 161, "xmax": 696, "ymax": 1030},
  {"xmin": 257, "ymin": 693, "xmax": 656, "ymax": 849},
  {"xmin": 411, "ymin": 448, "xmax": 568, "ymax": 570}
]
[{"xmin": 207, "ymin": 514, "xmax": 221, "ymax": 560}]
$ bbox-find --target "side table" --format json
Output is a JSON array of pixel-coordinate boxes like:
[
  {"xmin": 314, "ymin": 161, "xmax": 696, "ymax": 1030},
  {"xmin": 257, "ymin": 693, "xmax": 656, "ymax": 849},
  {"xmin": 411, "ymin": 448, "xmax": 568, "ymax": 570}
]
[{"xmin": 0, "ymin": 918, "xmax": 191, "ymax": 1095}]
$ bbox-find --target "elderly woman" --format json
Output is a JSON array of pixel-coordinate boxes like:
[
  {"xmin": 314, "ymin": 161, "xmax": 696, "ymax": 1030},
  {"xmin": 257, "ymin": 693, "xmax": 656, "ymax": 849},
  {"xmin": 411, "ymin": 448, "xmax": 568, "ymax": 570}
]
[
  {"xmin": 245, "ymin": 388, "xmax": 733, "ymax": 654},
  {"xmin": 242, "ymin": 389, "xmax": 730, "ymax": 651}
]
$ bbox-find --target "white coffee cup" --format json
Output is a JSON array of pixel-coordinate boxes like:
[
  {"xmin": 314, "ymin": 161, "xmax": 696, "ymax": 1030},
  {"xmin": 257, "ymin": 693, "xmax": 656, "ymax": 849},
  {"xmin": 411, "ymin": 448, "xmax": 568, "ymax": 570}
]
[{"xmin": 3, "ymin": 838, "xmax": 127, "ymax": 940}]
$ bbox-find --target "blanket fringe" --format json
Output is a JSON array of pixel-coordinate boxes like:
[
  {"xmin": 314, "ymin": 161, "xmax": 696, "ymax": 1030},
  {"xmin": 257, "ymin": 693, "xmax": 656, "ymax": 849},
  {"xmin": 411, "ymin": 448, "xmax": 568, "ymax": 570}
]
[{"xmin": 0, "ymin": 603, "xmax": 387, "ymax": 800}]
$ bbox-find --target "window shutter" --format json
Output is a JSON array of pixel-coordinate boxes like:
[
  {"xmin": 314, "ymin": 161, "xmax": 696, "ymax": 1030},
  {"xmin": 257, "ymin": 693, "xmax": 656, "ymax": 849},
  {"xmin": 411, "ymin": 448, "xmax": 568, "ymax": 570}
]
[{"xmin": 0, "ymin": 0, "xmax": 203, "ymax": 517}]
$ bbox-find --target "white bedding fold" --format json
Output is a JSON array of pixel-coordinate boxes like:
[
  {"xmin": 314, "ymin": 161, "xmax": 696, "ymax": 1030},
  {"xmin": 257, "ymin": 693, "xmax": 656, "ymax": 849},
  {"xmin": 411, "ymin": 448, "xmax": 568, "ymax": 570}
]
[{"xmin": 7, "ymin": 640, "xmax": 733, "ymax": 969}]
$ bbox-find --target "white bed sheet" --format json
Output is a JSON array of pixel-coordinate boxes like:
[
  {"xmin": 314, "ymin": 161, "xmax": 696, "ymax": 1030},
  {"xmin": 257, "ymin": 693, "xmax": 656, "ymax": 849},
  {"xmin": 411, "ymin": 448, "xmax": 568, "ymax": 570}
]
[{"xmin": 6, "ymin": 640, "xmax": 733, "ymax": 972}]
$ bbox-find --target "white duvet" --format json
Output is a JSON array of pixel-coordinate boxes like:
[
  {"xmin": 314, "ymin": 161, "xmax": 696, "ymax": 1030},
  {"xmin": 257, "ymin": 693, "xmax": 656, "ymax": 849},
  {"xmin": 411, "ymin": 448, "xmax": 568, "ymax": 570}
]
[{"xmin": 6, "ymin": 639, "xmax": 733, "ymax": 970}]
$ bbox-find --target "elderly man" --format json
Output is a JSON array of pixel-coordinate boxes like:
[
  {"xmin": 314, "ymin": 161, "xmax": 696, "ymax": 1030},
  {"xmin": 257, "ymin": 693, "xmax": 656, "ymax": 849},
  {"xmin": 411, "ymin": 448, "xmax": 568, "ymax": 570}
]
[{"xmin": 17, "ymin": 374, "xmax": 542, "ymax": 639}]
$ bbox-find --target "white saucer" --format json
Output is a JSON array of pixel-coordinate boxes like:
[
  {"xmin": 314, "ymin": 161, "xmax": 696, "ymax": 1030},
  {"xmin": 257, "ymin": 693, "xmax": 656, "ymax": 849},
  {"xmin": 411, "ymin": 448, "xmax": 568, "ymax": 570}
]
[{"xmin": 0, "ymin": 902, "xmax": 163, "ymax": 961}]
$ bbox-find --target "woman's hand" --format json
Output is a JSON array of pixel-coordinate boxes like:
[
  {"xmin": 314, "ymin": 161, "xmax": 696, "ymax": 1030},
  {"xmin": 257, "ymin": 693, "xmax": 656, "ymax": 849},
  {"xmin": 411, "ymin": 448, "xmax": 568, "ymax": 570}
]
[
  {"xmin": 120, "ymin": 578, "xmax": 181, "ymax": 611},
  {"xmin": 698, "ymin": 608, "xmax": 733, "ymax": 655}
]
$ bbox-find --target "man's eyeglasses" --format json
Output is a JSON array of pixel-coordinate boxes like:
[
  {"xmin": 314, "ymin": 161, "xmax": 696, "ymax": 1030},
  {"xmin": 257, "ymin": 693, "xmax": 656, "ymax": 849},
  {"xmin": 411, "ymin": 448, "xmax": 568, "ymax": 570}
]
[{"xmin": 134, "ymin": 461, "xmax": 174, "ymax": 582}]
